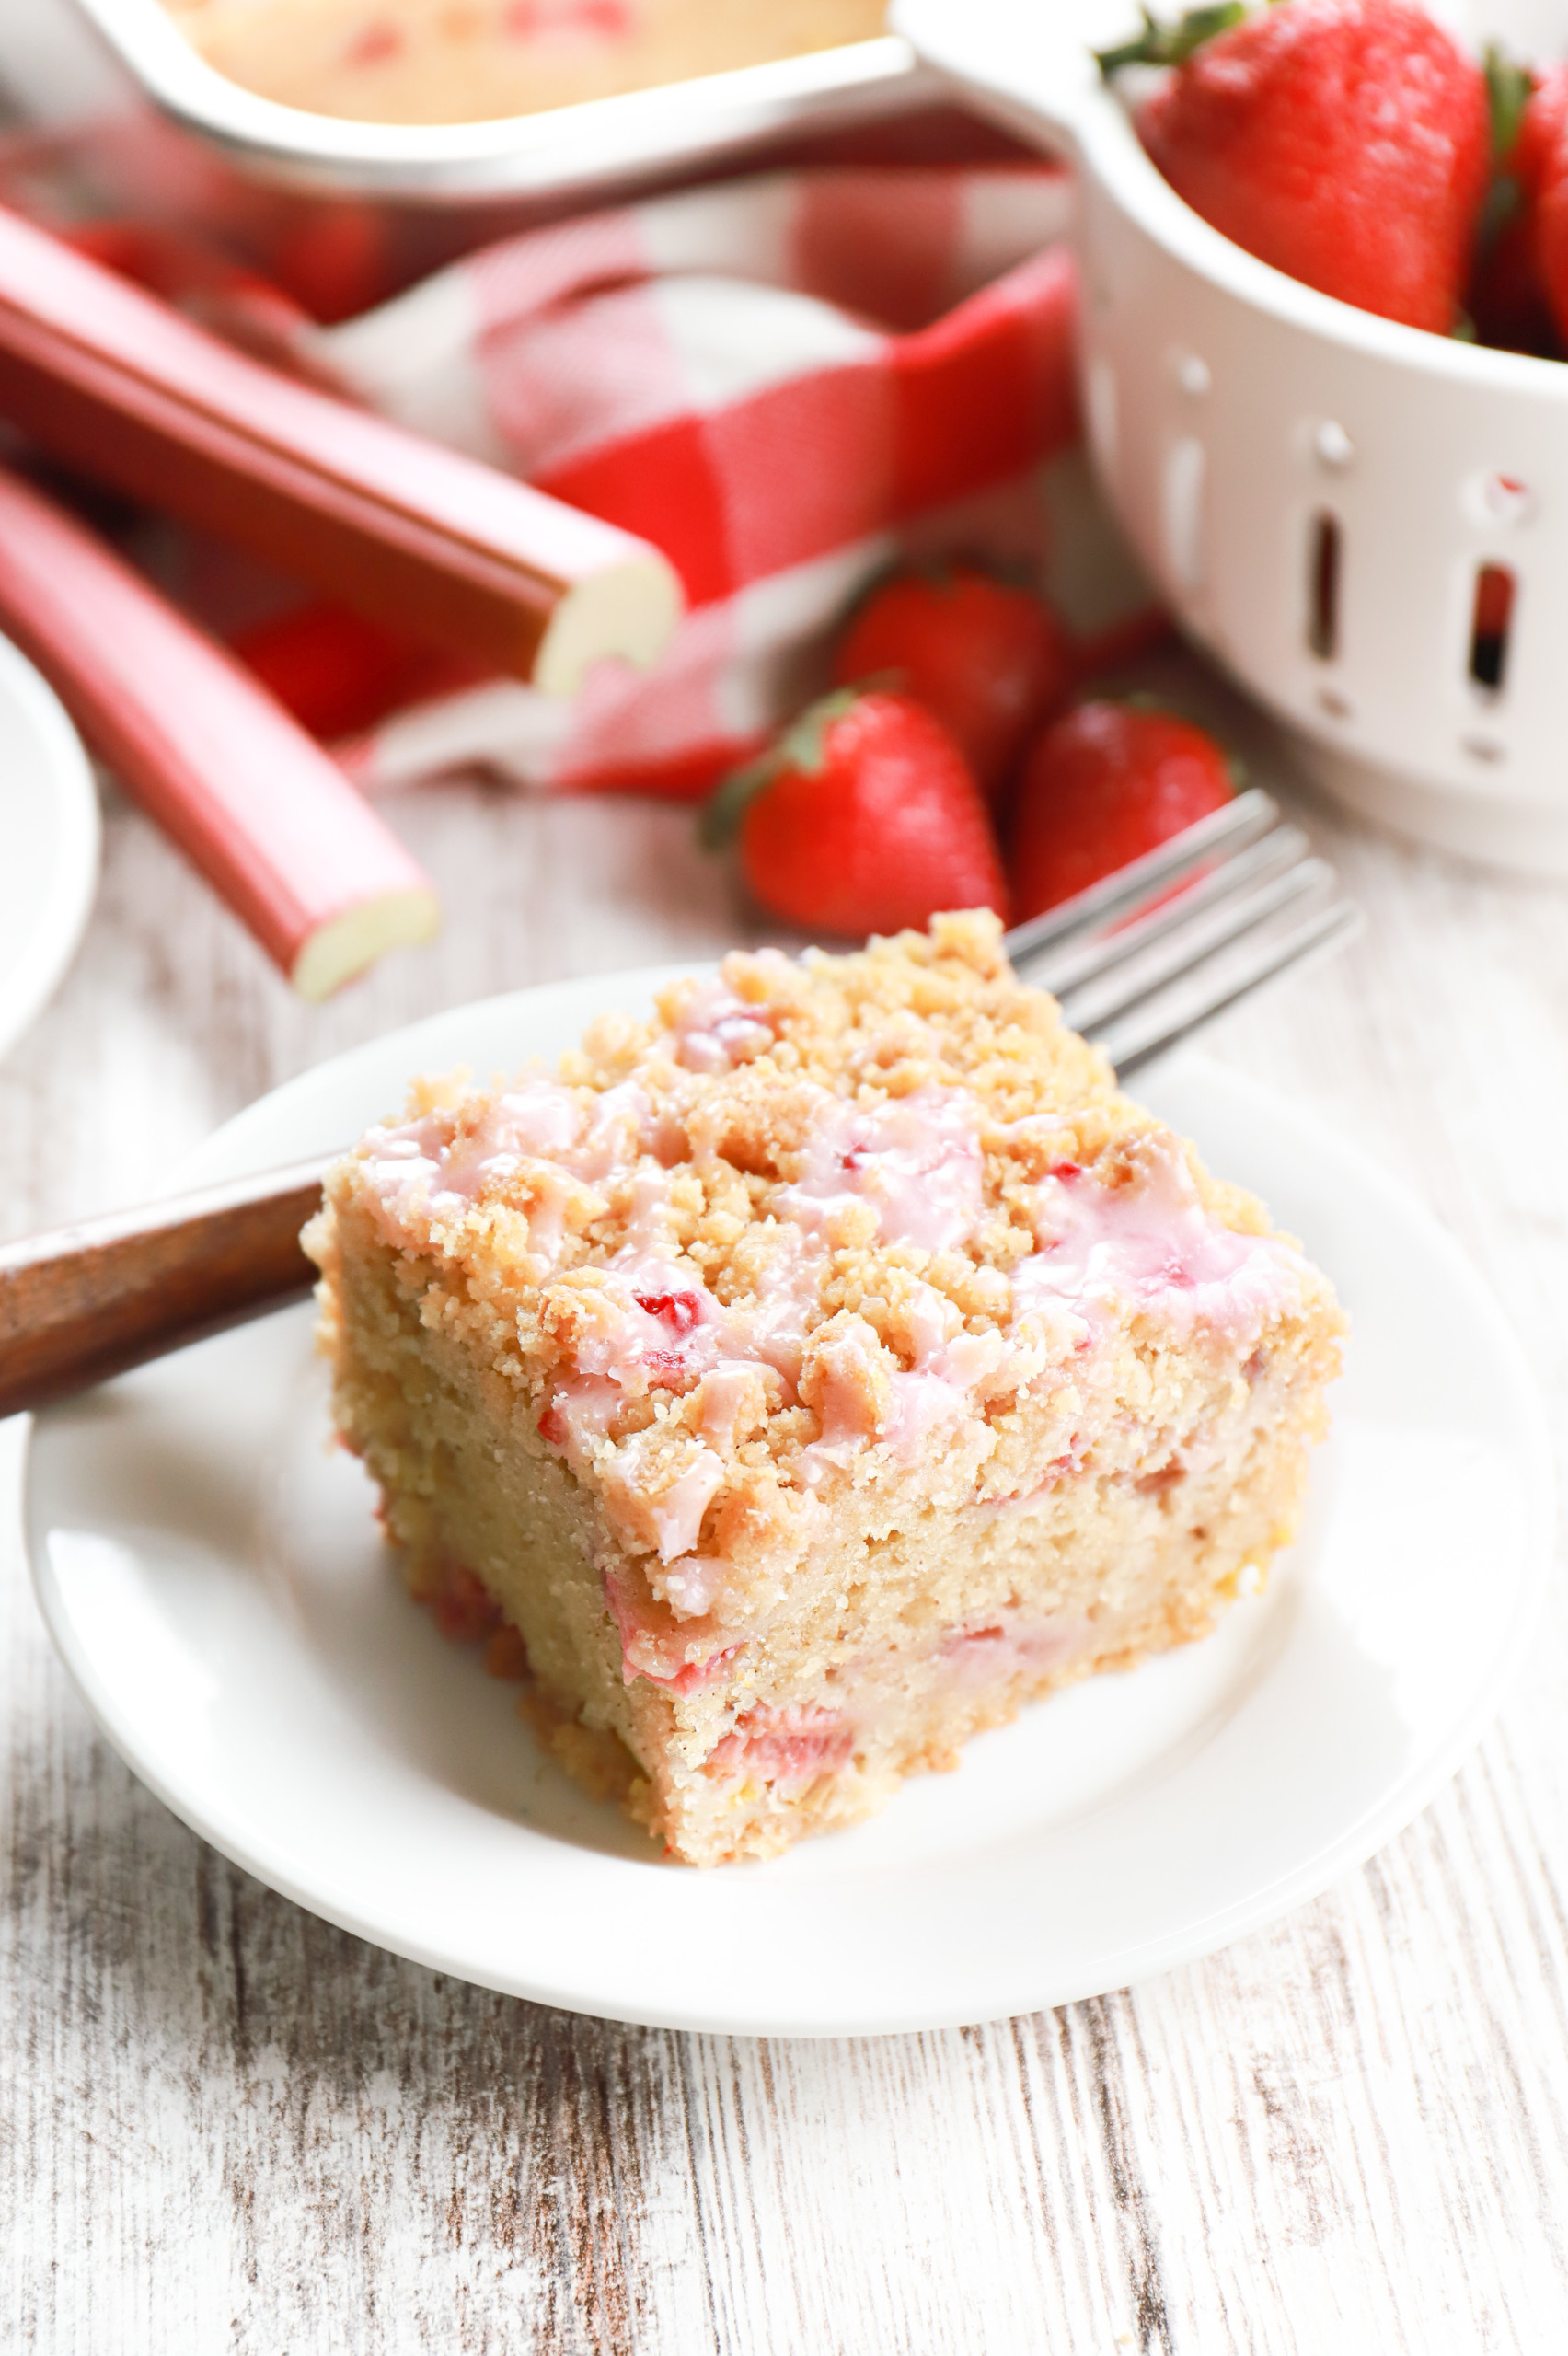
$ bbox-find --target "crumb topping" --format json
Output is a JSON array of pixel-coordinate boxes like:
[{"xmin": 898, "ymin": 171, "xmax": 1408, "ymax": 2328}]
[{"xmin": 320, "ymin": 912, "xmax": 1317, "ymax": 1659}]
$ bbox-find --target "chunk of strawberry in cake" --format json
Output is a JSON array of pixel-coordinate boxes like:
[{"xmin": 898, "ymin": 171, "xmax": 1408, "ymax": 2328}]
[{"xmin": 306, "ymin": 911, "xmax": 1343, "ymax": 1865}]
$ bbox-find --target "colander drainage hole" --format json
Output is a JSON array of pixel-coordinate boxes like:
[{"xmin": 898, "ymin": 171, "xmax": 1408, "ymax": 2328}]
[
  {"xmin": 1469, "ymin": 563, "xmax": 1516, "ymax": 693},
  {"xmin": 1307, "ymin": 513, "xmax": 1341, "ymax": 659}
]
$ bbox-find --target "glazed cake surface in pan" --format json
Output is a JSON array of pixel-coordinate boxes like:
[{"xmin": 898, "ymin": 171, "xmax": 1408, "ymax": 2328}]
[
  {"xmin": 160, "ymin": 0, "xmax": 889, "ymax": 128},
  {"xmin": 305, "ymin": 910, "xmax": 1343, "ymax": 1865}
]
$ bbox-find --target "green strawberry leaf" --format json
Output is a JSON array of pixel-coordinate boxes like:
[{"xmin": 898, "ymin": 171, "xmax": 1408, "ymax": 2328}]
[
  {"xmin": 698, "ymin": 688, "xmax": 863, "ymax": 851},
  {"xmin": 1484, "ymin": 43, "xmax": 1533, "ymax": 161},
  {"xmin": 778, "ymin": 687, "xmax": 863, "ymax": 774},
  {"xmin": 1094, "ymin": 1, "xmax": 1246, "ymax": 77},
  {"xmin": 698, "ymin": 746, "xmax": 785, "ymax": 852},
  {"xmin": 1474, "ymin": 44, "xmax": 1534, "ymax": 294}
]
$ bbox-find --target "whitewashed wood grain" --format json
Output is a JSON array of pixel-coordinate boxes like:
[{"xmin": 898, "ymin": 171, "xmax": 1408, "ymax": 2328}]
[{"xmin": 4, "ymin": 691, "xmax": 1567, "ymax": 2354}]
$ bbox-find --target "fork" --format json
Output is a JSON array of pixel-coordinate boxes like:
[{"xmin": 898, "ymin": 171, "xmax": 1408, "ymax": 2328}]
[
  {"xmin": 0, "ymin": 789, "xmax": 1356, "ymax": 1419},
  {"xmin": 1004, "ymin": 785, "xmax": 1357, "ymax": 1074}
]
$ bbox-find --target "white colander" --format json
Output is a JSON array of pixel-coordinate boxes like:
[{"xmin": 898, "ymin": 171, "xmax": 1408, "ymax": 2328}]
[{"xmin": 895, "ymin": 0, "xmax": 1568, "ymax": 875}]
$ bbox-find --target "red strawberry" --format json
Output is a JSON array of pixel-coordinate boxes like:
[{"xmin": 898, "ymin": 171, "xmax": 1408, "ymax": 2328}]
[
  {"xmin": 1472, "ymin": 56, "xmax": 1568, "ymax": 352},
  {"xmin": 1010, "ymin": 701, "xmax": 1233, "ymax": 920},
  {"xmin": 1468, "ymin": 195, "xmax": 1555, "ymax": 353},
  {"xmin": 830, "ymin": 565, "xmax": 1075, "ymax": 805},
  {"xmin": 1525, "ymin": 69, "xmax": 1568, "ymax": 341},
  {"xmin": 1466, "ymin": 52, "xmax": 1554, "ymax": 350},
  {"xmin": 266, "ymin": 202, "xmax": 394, "ymax": 325},
  {"xmin": 230, "ymin": 600, "xmax": 482, "ymax": 740},
  {"xmin": 700, "ymin": 687, "xmax": 1008, "ymax": 936},
  {"xmin": 1109, "ymin": 0, "xmax": 1491, "ymax": 334}
]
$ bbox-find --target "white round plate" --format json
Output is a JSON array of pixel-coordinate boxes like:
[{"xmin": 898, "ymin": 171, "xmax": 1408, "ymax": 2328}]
[
  {"xmin": 23, "ymin": 970, "xmax": 1555, "ymax": 2036},
  {"xmin": 0, "ymin": 633, "xmax": 99, "ymax": 1063}
]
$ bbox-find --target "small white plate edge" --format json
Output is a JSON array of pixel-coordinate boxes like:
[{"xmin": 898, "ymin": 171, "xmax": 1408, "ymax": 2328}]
[{"xmin": 0, "ymin": 634, "xmax": 101, "ymax": 1064}]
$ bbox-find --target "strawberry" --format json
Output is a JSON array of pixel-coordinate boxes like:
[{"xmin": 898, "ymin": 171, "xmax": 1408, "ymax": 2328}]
[
  {"xmin": 1523, "ymin": 67, "xmax": 1568, "ymax": 342},
  {"xmin": 1105, "ymin": 0, "xmax": 1491, "ymax": 335},
  {"xmin": 266, "ymin": 202, "xmax": 394, "ymax": 325},
  {"xmin": 229, "ymin": 600, "xmax": 483, "ymax": 740},
  {"xmin": 1069, "ymin": 605, "xmax": 1180, "ymax": 681},
  {"xmin": 700, "ymin": 687, "xmax": 1008, "ymax": 936},
  {"xmin": 1009, "ymin": 700, "xmax": 1233, "ymax": 920},
  {"xmin": 1470, "ymin": 53, "xmax": 1568, "ymax": 352},
  {"xmin": 830, "ymin": 565, "xmax": 1075, "ymax": 805}
]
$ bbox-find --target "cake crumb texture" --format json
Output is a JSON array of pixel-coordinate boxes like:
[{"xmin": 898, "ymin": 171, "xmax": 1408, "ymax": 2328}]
[{"xmin": 306, "ymin": 911, "xmax": 1343, "ymax": 1865}]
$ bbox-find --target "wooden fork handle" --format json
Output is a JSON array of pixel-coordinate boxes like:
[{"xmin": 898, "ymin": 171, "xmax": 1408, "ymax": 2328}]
[{"xmin": 0, "ymin": 1161, "xmax": 329, "ymax": 1420}]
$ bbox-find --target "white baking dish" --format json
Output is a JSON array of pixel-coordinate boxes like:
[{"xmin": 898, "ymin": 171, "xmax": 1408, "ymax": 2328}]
[
  {"xmin": 899, "ymin": 0, "xmax": 1568, "ymax": 877},
  {"xmin": 0, "ymin": 0, "xmax": 935, "ymax": 211}
]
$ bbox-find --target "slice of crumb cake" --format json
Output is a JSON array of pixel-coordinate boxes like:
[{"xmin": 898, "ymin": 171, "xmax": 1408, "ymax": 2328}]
[{"xmin": 305, "ymin": 911, "xmax": 1343, "ymax": 1866}]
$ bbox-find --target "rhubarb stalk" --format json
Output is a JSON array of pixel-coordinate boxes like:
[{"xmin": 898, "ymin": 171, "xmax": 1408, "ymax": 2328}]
[{"xmin": 0, "ymin": 463, "xmax": 439, "ymax": 998}]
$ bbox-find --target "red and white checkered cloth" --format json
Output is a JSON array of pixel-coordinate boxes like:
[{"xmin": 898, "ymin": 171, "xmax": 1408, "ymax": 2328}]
[{"xmin": 302, "ymin": 163, "xmax": 1083, "ymax": 798}]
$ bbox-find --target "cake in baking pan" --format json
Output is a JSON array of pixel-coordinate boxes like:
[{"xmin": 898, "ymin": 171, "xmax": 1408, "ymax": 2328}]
[
  {"xmin": 305, "ymin": 911, "xmax": 1343, "ymax": 1865},
  {"xmin": 160, "ymin": 0, "xmax": 889, "ymax": 126}
]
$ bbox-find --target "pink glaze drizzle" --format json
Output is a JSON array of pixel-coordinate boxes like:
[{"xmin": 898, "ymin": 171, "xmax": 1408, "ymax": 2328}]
[
  {"xmin": 645, "ymin": 1447, "xmax": 726, "ymax": 1564},
  {"xmin": 663, "ymin": 967, "xmax": 784, "ymax": 1074},
  {"xmin": 1010, "ymin": 1130, "xmax": 1302, "ymax": 1346},
  {"xmin": 359, "ymin": 1076, "xmax": 653, "ymax": 1257},
  {"xmin": 779, "ymin": 1086, "xmax": 985, "ymax": 1253},
  {"xmin": 658, "ymin": 1554, "xmax": 727, "ymax": 1617},
  {"xmin": 374, "ymin": 1070, "xmax": 1301, "ymax": 1489},
  {"xmin": 357, "ymin": 1011, "xmax": 1307, "ymax": 1691}
]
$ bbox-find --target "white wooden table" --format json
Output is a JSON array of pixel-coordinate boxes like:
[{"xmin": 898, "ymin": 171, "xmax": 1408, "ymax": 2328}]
[{"xmin": 3, "ymin": 670, "xmax": 1566, "ymax": 2353}]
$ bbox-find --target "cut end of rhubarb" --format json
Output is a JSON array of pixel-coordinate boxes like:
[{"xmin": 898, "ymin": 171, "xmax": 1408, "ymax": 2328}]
[
  {"xmin": 290, "ymin": 886, "xmax": 441, "ymax": 1001},
  {"xmin": 531, "ymin": 552, "xmax": 684, "ymax": 699}
]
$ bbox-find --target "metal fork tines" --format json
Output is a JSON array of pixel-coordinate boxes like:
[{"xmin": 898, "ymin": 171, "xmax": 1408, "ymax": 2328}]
[{"xmin": 1001, "ymin": 789, "xmax": 1360, "ymax": 1079}]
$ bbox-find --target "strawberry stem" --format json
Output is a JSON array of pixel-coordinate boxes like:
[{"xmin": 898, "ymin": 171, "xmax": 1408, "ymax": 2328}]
[
  {"xmin": 698, "ymin": 745, "xmax": 784, "ymax": 851},
  {"xmin": 778, "ymin": 687, "xmax": 860, "ymax": 776},
  {"xmin": 1484, "ymin": 43, "xmax": 1532, "ymax": 161},
  {"xmin": 1094, "ymin": 1, "xmax": 1246, "ymax": 76},
  {"xmin": 1473, "ymin": 46, "xmax": 1533, "ymax": 279},
  {"xmin": 698, "ymin": 687, "xmax": 862, "ymax": 851}
]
